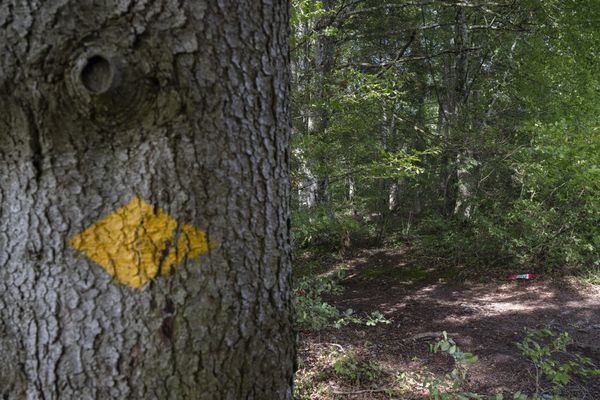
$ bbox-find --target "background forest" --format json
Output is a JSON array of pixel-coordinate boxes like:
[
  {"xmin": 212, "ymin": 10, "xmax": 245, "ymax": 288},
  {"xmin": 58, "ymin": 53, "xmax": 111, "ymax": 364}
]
[
  {"xmin": 290, "ymin": 1, "xmax": 600, "ymax": 398},
  {"xmin": 290, "ymin": 0, "xmax": 599, "ymax": 274}
]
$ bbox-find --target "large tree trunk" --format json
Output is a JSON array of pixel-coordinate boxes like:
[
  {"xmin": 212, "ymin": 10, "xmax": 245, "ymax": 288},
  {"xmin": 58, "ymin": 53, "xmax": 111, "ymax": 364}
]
[{"xmin": 0, "ymin": 1, "xmax": 294, "ymax": 399}]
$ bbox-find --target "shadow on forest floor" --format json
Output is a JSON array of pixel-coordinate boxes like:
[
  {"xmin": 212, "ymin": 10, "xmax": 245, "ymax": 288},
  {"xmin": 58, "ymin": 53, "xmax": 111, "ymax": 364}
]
[{"xmin": 295, "ymin": 247, "xmax": 600, "ymax": 399}]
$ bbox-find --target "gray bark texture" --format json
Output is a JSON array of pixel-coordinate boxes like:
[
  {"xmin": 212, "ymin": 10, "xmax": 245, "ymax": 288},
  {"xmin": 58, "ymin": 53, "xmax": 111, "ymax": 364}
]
[{"xmin": 0, "ymin": 1, "xmax": 294, "ymax": 399}]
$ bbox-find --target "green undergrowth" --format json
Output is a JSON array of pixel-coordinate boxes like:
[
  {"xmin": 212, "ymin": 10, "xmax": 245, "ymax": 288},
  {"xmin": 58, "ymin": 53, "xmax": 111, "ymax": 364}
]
[
  {"xmin": 295, "ymin": 329, "xmax": 600, "ymax": 400},
  {"xmin": 357, "ymin": 263, "xmax": 431, "ymax": 283},
  {"xmin": 577, "ymin": 263, "xmax": 600, "ymax": 286},
  {"xmin": 292, "ymin": 205, "xmax": 375, "ymax": 251},
  {"xmin": 293, "ymin": 202, "xmax": 599, "ymax": 283},
  {"xmin": 294, "ymin": 268, "xmax": 391, "ymax": 330}
]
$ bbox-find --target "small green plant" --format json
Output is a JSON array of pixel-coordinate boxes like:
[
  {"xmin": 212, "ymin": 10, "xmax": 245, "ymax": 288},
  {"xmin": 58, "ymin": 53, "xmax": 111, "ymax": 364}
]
[
  {"xmin": 425, "ymin": 332, "xmax": 480, "ymax": 399},
  {"xmin": 395, "ymin": 371, "xmax": 422, "ymax": 395},
  {"xmin": 394, "ymin": 329, "xmax": 600, "ymax": 400},
  {"xmin": 293, "ymin": 369, "xmax": 319, "ymax": 400},
  {"xmin": 517, "ymin": 328, "xmax": 600, "ymax": 397},
  {"xmin": 423, "ymin": 333, "xmax": 526, "ymax": 399},
  {"xmin": 293, "ymin": 376, "xmax": 330, "ymax": 400},
  {"xmin": 365, "ymin": 311, "xmax": 392, "ymax": 327},
  {"xmin": 331, "ymin": 346, "xmax": 383, "ymax": 386},
  {"xmin": 332, "ymin": 308, "xmax": 362, "ymax": 329}
]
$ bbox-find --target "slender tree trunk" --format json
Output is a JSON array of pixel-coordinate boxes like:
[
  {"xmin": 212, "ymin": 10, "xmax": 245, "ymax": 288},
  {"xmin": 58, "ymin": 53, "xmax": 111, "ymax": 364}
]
[
  {"xmin": 452, "ymin": 6, "xmax": 474, "ymax": 219},
  {"xmin": 437, "ymin": 22, "xmax": 455, "ymax": 215},
  {"xmin": 307, "ymin": 0, "xmax": 335, "ymax": 206},
  {"xmin": 438, "ymin": 75, "xmax": 454, "ymax": 215},
  {"xmin": 381, "ymin": 101, "xmax": 398, "ymax": 212},
  {"xmin": 388, "ymin": 181, "xmax": 400, "ymax": 211},
  {"xmin": 292, "ymin": 8, "xmax": 317, "ymax": 209},
  {"xmin": 454, "ymin": 150, "xmax": 474, "ymax": 218},
  {"xmin": 297, "ymin": 150, "xmax": 318, "ymax": 208},
  {"xmin": 0, "ymin": 2, "xmax": 294, "ymax": 399},
  {"xmin": 437, "ymin": 6, "xmax": 473, "ymax": 218}
]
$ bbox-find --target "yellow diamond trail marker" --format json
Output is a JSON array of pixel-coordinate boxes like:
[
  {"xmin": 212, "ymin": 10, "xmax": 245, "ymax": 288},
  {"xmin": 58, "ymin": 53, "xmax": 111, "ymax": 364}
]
[{"xmin": 70, "ymin": 196, "xmax": 214, "ymax": 289}]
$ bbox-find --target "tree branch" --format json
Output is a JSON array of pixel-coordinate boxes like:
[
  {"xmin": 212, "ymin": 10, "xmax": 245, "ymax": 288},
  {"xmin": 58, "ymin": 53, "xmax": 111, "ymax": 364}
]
[{"xmin": 339, "ymin": 47, "xmax": 481, "ymax": 70}]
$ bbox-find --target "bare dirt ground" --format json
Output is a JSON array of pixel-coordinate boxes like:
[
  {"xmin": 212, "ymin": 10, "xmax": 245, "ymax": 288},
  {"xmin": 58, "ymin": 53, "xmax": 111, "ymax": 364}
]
[{"xmin": 296, "ymin": 248, "xmax": 600, "ymax": 399}]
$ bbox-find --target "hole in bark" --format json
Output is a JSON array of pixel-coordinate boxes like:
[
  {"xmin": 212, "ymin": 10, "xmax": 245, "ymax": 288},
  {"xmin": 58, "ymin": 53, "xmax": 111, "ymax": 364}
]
[
  {"xmin": 161, "ymin": 316, "xmax": 174, "ymax": 342},
  {"xmin": 164, "ymin": 298, "xmax": 175, "ymax": 314},
  {"xmin": 80, "ymin": 55, "xmax": 113, "ymax": 94}
]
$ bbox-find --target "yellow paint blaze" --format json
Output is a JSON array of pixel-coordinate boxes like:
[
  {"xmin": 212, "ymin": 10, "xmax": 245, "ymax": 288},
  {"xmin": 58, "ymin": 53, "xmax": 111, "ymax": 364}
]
[
  {"xmin": 161, "ymin": 224, "xmax": 213, "ymax": 277},
  {"xmin": 70, "ymin": 196, "xmax": 213, "ymax": 289}
]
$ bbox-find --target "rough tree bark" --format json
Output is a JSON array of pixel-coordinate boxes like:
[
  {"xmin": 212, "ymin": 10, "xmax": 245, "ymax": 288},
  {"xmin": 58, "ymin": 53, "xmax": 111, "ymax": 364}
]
[{"xmin": 0, "ymin": 1, "xmax": 294, "ymax": 399}]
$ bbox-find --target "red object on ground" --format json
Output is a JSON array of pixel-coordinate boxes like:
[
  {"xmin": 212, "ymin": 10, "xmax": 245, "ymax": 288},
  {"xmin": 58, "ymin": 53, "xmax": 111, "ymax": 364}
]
[{"xmin": 507, "ymin": 273, "xmax": 537, "ymax": 281}]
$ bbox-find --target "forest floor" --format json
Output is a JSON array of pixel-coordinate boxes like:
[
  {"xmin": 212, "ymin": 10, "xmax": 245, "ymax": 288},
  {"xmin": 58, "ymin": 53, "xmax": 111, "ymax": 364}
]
[{"xmin": 295, "ymin": 247, "xmax": 600, "ymax": 400}]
